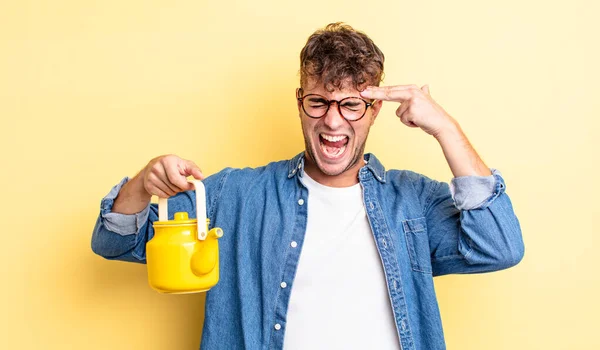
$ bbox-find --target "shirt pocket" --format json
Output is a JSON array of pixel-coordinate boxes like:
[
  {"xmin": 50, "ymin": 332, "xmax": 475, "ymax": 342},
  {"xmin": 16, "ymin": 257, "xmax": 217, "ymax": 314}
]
[{"xmin": 402, "ymin": 217, "xmax": 432, "ymax": 274}]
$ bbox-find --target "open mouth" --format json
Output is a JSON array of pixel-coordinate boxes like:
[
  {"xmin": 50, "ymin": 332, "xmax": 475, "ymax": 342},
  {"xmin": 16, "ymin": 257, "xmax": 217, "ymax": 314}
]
[{"xmin": 318, "ymin": 133, "xmax": 349, "ymax": 159}]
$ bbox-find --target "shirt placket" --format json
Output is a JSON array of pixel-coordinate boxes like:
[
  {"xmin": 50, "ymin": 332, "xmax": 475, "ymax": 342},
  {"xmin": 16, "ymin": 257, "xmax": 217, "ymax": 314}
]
[
  {"xmin": 360, "ymin": 169, "xmax": 414, "ymax": 350},
  {"xmin": 268, "ymin": 173, "xmax": 309, "ymax": 349}
]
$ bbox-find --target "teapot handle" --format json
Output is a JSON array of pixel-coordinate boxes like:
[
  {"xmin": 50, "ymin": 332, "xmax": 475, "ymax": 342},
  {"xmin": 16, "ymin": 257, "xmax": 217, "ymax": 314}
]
[{"xmin": 157, "ymin": 180, "xmax": 208, "ymax": 240}]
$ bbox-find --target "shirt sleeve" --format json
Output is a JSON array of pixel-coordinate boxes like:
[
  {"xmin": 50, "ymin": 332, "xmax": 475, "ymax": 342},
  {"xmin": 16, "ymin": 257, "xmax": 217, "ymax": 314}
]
[
  {"xmin": 449, "ymin": 168, "xmax": 504, "ymax": 210},
  {"xmin": 92, "ymin": 168, "xmax": 234, "ymax": 262},
  {"xmin": 423, "ymin": 168, "xmax": 524, "ymax": 276},
  {"xmin": 100, "ymin": 177, "xmax": 151, "ymax": 236}
]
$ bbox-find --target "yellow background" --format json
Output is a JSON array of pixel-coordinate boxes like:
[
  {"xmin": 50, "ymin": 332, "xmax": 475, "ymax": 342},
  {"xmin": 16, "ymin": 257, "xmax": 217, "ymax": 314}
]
[{"xmin": 1, "ymin": 0, "xmax": 598, "ymax": 349}]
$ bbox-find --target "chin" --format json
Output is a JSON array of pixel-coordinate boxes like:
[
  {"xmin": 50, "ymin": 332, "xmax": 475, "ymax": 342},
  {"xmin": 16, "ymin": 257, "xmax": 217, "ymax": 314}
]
[
  {"xmin": 311, "ymin": 144, "xmax": 355, "ymax": 177},
  {"xmin": 315, "ymin": 162, "xmax": 349, "ymax": 176}
]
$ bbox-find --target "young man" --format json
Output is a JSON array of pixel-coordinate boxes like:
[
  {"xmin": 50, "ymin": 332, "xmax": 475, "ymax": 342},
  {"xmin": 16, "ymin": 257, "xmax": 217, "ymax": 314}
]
[{"xmin": 92, "ymin": 23, "xmax": 524, "ymax": 349}]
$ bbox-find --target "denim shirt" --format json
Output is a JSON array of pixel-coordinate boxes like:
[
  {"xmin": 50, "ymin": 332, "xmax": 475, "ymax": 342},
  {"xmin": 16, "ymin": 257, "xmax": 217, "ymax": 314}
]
[{"xmin": 91, "ymin": 152, "xmax": 524, "ymax": 350}]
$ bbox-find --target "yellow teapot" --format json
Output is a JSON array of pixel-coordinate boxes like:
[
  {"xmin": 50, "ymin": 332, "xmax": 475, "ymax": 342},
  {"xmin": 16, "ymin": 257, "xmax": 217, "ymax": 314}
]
[{"xmin": 146, "ymin": 180, "xmax": 223, "ymax": 294}]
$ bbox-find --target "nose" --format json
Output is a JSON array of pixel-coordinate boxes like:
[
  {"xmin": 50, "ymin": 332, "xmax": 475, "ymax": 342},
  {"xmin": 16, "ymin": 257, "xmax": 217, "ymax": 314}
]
[{"xmin": 322, "ymin": 101, "xmax": 346, "ymax": 129}]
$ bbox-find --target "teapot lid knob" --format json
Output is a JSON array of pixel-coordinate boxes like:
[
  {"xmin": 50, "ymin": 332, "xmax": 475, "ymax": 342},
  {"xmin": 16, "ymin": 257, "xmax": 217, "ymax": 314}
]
[{"xmin": 174, "ymin": 212, "xmax": 189, "ymax": 221}]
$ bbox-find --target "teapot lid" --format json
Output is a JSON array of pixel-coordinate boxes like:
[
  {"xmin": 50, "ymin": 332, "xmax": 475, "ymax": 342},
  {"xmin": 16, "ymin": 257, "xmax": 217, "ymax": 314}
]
[{"xmin": 153, "ymin": 212, "xmax": 210, "ymax": 227}]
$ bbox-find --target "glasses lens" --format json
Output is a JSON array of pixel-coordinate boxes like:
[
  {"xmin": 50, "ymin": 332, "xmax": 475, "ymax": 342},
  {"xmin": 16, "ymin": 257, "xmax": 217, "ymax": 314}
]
[
  {"xmin": 302, "ymin": 95, "xmax": 329, "ymax": 118},
  {"xmin": 339, "ymin": 97, "xmax": 367, "ymax": 121},
  {"xmin": 301, "ymin": 95, "xmax": 367, "ymax": 120}
]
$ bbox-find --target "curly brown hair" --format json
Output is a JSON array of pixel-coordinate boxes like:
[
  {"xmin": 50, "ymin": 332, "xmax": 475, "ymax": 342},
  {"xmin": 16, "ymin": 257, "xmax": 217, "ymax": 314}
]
[{"xmin": 300, "ymin": 22, "xmax": 385, "ymax": 91}]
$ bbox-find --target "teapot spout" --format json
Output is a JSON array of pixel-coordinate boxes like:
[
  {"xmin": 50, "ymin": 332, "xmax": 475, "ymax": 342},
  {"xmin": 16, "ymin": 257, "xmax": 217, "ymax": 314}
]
[
  {"xmin": 209, "ymin": 227, "xmax": 224, "ymax": 239},
  {"xmin": 190, "ymin": 227, "xmax": 223, "ymax": 276}
]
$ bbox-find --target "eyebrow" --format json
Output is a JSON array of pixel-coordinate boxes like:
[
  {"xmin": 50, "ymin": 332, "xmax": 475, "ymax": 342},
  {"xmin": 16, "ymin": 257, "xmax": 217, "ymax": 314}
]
[{"xmin": 307, "ymin": 95, "xmax": 362, "ymax": 101}]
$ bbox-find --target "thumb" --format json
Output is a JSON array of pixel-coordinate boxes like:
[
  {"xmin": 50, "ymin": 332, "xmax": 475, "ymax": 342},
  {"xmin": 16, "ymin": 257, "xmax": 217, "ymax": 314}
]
[
  {"xmin": 184, "ymin": 160, "xmax": 205, "ymax": 180},
  {"xmin": 191, "ymin": 167, "xmax": 205, "ymax": 180},
  {"xmin": 421, "ymin": 84, "xmax": 430, "ymax": 95}
]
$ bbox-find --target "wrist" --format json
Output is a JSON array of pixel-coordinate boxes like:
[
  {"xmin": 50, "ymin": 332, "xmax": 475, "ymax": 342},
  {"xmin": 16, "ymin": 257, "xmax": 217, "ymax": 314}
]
[
  {"xmin": 129, "ymin": 170, "xmax": 152, "ymax": 202},
  {"xmin": 433, "ymin": 118, "xmax": 461, "ymax": 142},
  {"xmin": 111, "ymin": 171, "xmax": 152, "ymax": 215}
]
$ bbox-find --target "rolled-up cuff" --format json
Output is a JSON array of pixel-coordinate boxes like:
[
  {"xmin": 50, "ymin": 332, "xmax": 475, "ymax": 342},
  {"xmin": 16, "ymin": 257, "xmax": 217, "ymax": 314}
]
[
  {"xmin": 100, "ymin": 177, "xmax": 150, "ymax": 236},
  {"xmin": 449, "ymin": 169, "xmax": 506, "ymax": 210}
]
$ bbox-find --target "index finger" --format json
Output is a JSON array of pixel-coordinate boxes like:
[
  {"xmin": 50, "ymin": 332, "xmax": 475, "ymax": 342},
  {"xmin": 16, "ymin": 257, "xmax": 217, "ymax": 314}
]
[{"xmin": 360, "ymin": 85, "xmax": 417, "ymax": 102}]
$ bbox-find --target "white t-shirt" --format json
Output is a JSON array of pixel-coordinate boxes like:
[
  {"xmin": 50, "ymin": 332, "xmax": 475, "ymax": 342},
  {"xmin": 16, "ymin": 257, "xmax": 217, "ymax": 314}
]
[{"xmin": 283, "ymin": 171, "xmax": 401, "ymax": 350}]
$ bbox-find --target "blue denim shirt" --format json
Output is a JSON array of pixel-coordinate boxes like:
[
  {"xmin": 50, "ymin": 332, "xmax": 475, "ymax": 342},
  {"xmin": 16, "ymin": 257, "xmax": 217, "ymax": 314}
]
[{"xmin": 91, "ymin": 152, "xmax": 524, "ymax": 350}]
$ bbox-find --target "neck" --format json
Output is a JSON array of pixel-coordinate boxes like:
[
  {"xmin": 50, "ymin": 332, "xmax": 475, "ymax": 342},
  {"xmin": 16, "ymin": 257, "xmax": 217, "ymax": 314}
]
[{"xmin": 303, "ymin": 152, "xmax": 365, "ymax": 188}]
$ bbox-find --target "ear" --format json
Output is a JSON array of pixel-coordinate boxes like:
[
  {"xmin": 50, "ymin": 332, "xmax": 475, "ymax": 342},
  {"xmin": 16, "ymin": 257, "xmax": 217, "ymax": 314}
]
[
  {"xmin": 296, "ymin": 88, "xmax": 302, "ymax": 113},
  {"xmin": 369, "ymin": 100, "xmax": 383, "ymax": 125}
]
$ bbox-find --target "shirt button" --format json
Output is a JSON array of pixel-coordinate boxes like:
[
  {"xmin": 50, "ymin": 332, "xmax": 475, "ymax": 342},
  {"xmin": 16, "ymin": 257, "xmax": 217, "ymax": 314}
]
[
  {"xmin": 274, "ymin": 323, "xmax": 282, "ymax": 330},
  {"xmin": 298, "ymin": 199, "xmax": 304, "ymax": 206},
  {"xmin": 290, "ymin": 241, "xmax": 298, "ymax": 248},
  {"xmin": 280, "ymin": 282, "xmax": 287, "ymax": 288}
]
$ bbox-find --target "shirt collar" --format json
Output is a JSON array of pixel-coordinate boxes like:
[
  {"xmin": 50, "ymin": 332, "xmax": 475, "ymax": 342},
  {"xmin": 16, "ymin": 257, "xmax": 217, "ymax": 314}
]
[{"xmin": 287, "ymin": 152, "xmax": 386, "ymax": 183}]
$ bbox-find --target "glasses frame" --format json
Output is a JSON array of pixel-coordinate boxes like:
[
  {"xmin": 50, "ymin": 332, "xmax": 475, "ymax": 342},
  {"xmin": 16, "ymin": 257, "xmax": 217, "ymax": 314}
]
[{"xmin": 296, "ymin": 88, "xmax": 375, "ymax": 122}]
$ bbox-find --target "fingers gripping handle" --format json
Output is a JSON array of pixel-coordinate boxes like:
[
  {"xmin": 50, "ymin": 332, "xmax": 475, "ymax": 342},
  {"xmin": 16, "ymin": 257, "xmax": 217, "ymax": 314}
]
[{"xmin": 157, "ymin": 180, "xmax": 208, "ymax": 241}]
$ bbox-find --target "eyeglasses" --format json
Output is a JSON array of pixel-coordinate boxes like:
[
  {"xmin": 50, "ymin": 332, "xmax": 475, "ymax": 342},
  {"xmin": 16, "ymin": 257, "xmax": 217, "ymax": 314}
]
[{"xmin": 296, "ymin": 88, "xmax": 375, "ymax": 122}]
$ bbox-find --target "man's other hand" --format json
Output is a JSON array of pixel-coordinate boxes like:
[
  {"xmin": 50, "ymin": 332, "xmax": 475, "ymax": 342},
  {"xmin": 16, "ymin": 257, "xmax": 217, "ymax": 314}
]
[{"xmin": 360, "ymin": 84, "xmax": 458, "ymax": 138}]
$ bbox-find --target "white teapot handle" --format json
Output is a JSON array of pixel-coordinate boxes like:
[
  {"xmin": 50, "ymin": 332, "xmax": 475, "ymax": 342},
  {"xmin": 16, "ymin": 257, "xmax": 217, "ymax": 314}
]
[{"xmin": 157, "ymin": 179, "xmax": 208, "ymax": 240}]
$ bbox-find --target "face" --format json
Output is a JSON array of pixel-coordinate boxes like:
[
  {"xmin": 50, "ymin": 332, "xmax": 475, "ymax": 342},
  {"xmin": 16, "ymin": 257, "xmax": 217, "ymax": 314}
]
[{"xmin": 298, "ymin": 79, "xmax": 382, "ymax": 178}]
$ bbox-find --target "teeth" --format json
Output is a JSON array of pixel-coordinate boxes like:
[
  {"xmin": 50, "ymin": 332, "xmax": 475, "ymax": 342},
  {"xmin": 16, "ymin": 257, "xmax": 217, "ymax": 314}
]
[{"xmin": 320, "ymin": 134, "xmax": 348, "ymax": 142}]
